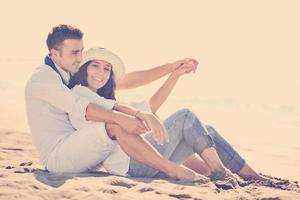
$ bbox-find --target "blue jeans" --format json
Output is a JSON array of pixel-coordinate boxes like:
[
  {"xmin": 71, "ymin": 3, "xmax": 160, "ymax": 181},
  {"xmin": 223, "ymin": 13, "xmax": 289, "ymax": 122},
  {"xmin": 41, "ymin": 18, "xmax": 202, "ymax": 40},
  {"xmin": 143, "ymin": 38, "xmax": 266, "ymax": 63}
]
[{"xmin": 127, "ymin": 109, "xmax": 245, "ymax": 178}]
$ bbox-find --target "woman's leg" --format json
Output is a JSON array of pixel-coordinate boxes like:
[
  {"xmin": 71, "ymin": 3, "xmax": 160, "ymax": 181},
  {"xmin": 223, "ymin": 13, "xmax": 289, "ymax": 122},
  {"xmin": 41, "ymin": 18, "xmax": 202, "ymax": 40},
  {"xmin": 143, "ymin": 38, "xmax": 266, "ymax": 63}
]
[
  {"xmin": 206, "ymin": 125, "xmax": 265, "ymax": 180},
  {"xmin": 183, "ymin": 125, "xmax": 265, "ymax": 180},
  {"xmin": 128, "ymin": 108, "xmax": 233, "ymax": 181},
  {"xmin": 46, "ymin": 122, "xmax": 192, "ymax": 179},
  {"xmin": 128, "ymin": 108, "xmax": 204, "ymax": 178},
  {"xmin": 183, "ymin": 154, "xmax": 211, "ymax": 176},
  {"xmin": 105, "ymin": 123, "xmax": 195, "ymax": 180}
]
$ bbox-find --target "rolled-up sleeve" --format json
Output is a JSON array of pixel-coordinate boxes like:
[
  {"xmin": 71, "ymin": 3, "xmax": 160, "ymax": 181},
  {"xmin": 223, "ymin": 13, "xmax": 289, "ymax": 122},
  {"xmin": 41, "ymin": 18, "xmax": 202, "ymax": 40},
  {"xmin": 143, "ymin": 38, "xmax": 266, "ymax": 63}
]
[
  {"xmin": 27, "ymin": 67, "xmax": 90, "ymax": 122},
  {"xmin": 72, "ymin": 85, "xmax": 116, "ymax": 110}
]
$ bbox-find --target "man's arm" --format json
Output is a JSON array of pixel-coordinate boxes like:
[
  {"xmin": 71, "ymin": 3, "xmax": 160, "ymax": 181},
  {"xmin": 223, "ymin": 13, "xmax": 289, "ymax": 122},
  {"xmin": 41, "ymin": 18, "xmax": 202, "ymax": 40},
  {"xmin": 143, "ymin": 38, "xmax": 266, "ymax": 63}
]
[
  {"xmin": 28, "ymin": 68, "xmax": 147, "ymax": 135},
  {"xmin": 85, "ymin": 103, "xmax": 150, "ymax": 135},
  {"xmin": 116, "ymin": 58, "xmax": 198, "ymax": 90},
  {"xmin": 112, "ymin": 102, "xmax": 169, "ymax": 145}
]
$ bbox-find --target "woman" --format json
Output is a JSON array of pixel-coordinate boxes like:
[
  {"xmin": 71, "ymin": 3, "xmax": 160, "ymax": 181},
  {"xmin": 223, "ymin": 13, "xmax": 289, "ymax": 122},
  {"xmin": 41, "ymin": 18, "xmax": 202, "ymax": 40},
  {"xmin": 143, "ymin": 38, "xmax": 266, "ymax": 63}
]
[{"xmin": 68, "ymin": 47, "xmax": 265, "ymax": 184}]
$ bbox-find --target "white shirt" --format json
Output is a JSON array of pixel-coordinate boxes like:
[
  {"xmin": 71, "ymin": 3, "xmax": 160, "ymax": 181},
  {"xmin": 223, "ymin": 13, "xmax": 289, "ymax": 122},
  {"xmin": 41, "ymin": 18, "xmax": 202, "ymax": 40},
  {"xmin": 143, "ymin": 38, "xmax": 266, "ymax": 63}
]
[
  {"xmin": 69, "ymin": 85, "xmax": 116, "ymax": 130},
  {"xmin": 70, "ymin": 85, "xmax": 131, "ymax": 176},
  {"xmin": 55, "ymin": 63, "xmax": 71, "ymax": 85},
  {"xmin": 25, "ymin": 64, "xmax": 90, "ymax": 166},
  {"xmin": 25, "ymin": 63, "xmax": 151, "ymax": 175},
  {"xmin": 70, "ymin": 85, "xmax": 152, "ymax": 176}
]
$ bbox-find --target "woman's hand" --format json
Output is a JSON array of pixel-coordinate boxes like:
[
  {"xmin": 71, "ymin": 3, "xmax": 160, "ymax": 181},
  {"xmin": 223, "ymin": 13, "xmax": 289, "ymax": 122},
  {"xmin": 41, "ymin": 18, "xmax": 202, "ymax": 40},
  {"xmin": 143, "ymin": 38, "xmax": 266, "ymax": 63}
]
[
  {"xmin": 137, "ymin": 111, "xmax": 169, "ymax": 145},
  {"xmin": 170, "ymin": 58, "xmax": 198, "ymax": 73},
  {"xmin": 172, "ymin": 61, "xmax": 197, "ymax": 77}
]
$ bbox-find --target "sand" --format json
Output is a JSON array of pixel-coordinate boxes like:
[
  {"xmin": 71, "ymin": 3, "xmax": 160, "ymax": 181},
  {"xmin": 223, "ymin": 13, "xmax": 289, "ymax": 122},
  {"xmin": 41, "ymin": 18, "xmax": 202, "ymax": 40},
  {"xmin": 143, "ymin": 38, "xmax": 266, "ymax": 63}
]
[{"xmin": 1, "ymin": 129, "xmax": 299, "ymax": 200}]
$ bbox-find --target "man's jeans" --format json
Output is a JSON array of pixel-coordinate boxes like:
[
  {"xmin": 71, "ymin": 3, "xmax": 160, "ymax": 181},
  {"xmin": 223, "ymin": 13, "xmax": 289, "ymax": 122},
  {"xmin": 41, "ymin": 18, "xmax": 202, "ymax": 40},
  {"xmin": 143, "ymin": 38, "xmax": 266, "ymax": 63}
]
[{"xmin": 127, "ymin": 109, "xmax": 245, "ymax": 178}]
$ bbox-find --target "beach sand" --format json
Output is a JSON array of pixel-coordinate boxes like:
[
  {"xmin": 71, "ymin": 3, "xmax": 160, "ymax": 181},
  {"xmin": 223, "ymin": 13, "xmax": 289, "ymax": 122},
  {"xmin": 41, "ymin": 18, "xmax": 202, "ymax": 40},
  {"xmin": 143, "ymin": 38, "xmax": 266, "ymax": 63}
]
[
  {"xmin": 1, "ymin": 129, "xmax": 299, "ymax": 200},
  {"xmin": 1, "ymin": 62, "xmax": 300, "ymax": 199}
]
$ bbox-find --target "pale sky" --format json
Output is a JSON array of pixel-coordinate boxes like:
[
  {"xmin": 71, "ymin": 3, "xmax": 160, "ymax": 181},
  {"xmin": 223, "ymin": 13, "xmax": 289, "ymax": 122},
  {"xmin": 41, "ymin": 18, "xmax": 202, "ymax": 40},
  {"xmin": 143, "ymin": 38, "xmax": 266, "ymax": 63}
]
[{"xmin": 0, "ymin": 0, "xmax": 300, "ymax": 105}]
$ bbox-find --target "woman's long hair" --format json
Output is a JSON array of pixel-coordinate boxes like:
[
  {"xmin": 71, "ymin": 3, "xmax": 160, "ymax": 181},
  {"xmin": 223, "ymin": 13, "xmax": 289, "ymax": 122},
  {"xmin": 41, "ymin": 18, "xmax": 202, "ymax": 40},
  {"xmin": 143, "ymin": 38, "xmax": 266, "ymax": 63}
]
[{"xmin": 69, "ymin": 60, "xmax": 116, "ymax": 100}]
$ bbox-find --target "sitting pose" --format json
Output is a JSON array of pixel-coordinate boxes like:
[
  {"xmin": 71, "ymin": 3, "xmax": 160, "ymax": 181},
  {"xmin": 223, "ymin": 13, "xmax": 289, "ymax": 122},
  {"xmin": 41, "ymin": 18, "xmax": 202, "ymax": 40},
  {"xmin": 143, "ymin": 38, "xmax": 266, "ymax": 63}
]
[
  {"xmin": 66, "ymin": 47, "xmax": 265, "ymax": 185},
  {"xmin": 25, "ymin": 25, "xmax": 265, "ymax": 190}
]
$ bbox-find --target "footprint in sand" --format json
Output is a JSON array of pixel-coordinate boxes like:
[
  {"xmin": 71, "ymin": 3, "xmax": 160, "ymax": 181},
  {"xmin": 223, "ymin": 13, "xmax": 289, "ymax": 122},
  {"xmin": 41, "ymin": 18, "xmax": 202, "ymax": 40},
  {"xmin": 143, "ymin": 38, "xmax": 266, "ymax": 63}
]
[
  {"xmin": 258, "ymin": 197, "xmax": 281, "ymax": 200},
  {"xmin": 74, "ymin": 187, "xmax": 90, "ymax": 192},
  {"xmin": 20, "ymin": 161, "xmax": 32, "ymax": 166},
  {"xmin": 2, "ymin": 147, "xmax": 24, "ymax": 151},
  {"xmin": 5, "ymin": 166, "xmax": 15, "ymax": 169},
  {"xmin": 29, "ymin": 184, "xmax": 47, "ymax": 190},
  {"xmin": 99, "ymin": 188, "xmax": 118, "ymax": 194},
  {"xmin": 168, "ymin": 193, "xmax": 192, "ymax": 199},
  {"xmin": 14, "ymin": 168, "xmax": 35, "ymax": 173},
  {"xmin": 109, "ymin": 180, "xmax": 137, "ymax": 189},
  {"xmin": 138, "ymin": 187, "xmax": 155, "ymax": 193}
]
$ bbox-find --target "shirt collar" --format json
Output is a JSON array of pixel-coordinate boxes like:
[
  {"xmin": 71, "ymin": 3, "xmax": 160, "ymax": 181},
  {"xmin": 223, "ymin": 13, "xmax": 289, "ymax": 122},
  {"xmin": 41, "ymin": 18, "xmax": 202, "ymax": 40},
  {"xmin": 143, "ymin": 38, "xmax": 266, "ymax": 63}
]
[{"xmin": 54, "ymin": 63, "xmax": 71, "ymax": 84}]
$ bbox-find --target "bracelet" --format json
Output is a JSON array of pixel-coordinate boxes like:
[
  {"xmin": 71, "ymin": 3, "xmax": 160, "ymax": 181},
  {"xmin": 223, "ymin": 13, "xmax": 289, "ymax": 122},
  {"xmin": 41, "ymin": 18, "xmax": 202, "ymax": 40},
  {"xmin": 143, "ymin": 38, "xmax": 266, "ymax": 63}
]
[{"xmin": 134, "ymin": 110, "xmax": 141, "ymax": 118}]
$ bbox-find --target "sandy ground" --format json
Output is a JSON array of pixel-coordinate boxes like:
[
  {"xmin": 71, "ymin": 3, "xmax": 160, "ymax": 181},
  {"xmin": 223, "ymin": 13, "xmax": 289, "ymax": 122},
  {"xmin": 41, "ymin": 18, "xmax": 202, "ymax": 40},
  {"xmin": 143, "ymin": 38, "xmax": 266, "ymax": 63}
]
[{"xmin": 0, "ymin": 129, "xmax": 299, "ymax": 200}]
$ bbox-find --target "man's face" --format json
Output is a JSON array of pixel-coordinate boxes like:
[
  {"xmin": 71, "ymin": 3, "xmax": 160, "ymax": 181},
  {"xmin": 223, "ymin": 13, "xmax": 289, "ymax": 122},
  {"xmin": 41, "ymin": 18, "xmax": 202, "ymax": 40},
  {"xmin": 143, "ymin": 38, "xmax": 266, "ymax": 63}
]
[{"xmin": 51, "ymin": 39, "xmax": 84, "ymax": 74}]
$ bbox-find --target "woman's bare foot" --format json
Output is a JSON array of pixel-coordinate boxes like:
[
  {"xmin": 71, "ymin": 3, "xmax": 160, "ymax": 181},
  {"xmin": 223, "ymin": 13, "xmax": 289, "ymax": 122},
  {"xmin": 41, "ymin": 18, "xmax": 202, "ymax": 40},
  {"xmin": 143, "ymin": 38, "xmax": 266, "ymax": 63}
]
[
  {"xmin": 166, "ymin": 163, "xmax": 196, "ymax": 180},
  {"xmin": 237, "ymin": 163, "xmax": 267, "ymax": 181},
  {"xmin": 209, "ymin": 166, "xmax": 238, "ymax": 189},
  {"xmin": 183, "ymin": 154, "xmax": 211, "ymax": 176}
]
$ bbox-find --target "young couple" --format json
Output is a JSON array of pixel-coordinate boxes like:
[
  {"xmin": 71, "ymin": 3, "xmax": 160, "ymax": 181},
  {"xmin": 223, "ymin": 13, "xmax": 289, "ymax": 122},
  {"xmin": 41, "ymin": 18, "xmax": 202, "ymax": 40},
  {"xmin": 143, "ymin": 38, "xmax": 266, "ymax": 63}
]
[{"xmin": 25, "ymin": 24, "xmax": 265, "ymax": 188}]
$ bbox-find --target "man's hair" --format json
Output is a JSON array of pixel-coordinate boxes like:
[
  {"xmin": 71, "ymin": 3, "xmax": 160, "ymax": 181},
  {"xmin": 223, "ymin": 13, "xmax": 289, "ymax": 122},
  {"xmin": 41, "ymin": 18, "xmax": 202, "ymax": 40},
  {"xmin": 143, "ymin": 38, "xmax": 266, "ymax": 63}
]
[{"xmin": 46, "ymin": 24, "xmax": 83, "ymax": 52}]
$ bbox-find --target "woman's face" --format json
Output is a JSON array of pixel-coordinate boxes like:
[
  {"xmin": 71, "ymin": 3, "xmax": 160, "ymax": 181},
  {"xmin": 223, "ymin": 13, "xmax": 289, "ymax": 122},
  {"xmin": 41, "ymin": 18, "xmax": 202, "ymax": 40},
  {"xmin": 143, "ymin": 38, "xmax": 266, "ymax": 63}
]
[{"xmin": 86, "ymin": 60, "xmax": 112, "ymax": 92}]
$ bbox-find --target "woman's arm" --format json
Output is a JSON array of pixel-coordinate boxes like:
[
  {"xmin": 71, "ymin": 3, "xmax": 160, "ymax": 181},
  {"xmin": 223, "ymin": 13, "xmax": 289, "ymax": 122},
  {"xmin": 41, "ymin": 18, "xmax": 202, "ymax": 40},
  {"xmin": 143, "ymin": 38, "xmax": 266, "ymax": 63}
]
[
  {"xmin": 149, "ymin": 62, "xmax": 196, "ymax": 114},
  {"xmin": 116, "ymin": 58, "xmax": 198, "ymax": 90},
  {"xmin": 116, "ymin": 63, "xmax": 173, "ymax": 90}
]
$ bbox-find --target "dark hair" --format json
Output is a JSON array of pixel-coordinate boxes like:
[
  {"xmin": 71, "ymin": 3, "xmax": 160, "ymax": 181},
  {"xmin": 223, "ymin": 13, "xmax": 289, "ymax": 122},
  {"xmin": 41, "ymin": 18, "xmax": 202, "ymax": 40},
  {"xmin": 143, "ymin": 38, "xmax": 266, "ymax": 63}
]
[
  {"xmin": 69, "ymin": 61, "xmax": 116, "ymax": 100},
  {"xmin": 46, "ymin": 24, "xmax": 83, "ymax": 52}
]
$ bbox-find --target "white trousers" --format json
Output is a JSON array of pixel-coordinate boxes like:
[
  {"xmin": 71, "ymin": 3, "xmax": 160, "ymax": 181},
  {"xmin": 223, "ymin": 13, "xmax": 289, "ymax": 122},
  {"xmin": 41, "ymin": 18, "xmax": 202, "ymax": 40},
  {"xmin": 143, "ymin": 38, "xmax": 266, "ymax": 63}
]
[{"xmin": 46, "ymin": 123, "xmax": 130, "ymax": 176}]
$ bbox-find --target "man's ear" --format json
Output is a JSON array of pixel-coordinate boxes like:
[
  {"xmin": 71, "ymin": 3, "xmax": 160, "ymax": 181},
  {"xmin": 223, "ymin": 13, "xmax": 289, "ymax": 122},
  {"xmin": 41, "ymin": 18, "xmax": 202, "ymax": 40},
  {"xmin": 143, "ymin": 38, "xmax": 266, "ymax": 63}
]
[{"xmin": 50, "ymin": 48, "xmax": 59, "ymax": 58}]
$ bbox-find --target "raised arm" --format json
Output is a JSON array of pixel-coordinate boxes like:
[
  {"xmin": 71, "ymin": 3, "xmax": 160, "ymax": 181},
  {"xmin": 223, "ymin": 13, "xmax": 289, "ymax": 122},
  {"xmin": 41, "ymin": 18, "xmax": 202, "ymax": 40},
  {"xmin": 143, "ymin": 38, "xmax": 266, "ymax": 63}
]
[
  {"xmin": 149, "ymin": 62, "xmax": 197, "ymax": 114},
  {"xmin": 116, "ymin": 58, "xmax": 198, "ymax": 90}
]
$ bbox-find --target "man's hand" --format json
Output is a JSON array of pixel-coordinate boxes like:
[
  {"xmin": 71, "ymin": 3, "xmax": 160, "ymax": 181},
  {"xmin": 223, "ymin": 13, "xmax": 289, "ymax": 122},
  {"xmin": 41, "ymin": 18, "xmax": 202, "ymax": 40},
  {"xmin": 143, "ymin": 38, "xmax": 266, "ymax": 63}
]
[
  {"xmin": 136, "ymin": 111, "xmax": 169, "ymax": 145},
  {"xmin": 115, "ymin": 112, "xmax": 148, "ymax": 135},
  {"xmin": 170, "ymin": 58, "xmax": 199, "ymax": 73}
]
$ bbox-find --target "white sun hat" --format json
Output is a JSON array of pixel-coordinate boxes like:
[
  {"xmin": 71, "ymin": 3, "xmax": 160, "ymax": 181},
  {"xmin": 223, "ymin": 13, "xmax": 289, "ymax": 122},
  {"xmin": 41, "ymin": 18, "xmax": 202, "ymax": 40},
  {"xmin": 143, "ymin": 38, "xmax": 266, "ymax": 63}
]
[{"xmin": 80, "ymin": 47, "xmax": 125, "ymax": 83}]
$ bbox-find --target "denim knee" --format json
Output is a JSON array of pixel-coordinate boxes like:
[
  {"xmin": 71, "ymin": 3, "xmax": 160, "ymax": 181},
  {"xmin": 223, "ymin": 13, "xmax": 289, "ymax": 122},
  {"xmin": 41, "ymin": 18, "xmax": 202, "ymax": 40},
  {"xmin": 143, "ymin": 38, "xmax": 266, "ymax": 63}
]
[
  {"xmin": 163, "ymin": 108, "xmax": 192, "ymax": 140},
  {"xmin": 181, "ymin": 109, "xmax": 215, "ymax": 154}
]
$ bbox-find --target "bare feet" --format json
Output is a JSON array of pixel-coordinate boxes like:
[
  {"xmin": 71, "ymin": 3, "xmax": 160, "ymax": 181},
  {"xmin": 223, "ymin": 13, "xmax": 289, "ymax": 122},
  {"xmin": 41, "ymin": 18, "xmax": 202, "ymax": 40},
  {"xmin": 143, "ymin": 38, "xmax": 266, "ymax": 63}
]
[
  {"xmin": 166, "ymin": 164, "xmax": 196, "ymax": 180},
  {"xmin": 209, "ymin": 166, "xmax": 238, "ymax": 190},
  {"xmin": 237, "ymin": 163, "xmax": 267, "ymax": 181},
  {"xmin": 183, "ymin": 154, "xmax": 211, "ymax": 176}
]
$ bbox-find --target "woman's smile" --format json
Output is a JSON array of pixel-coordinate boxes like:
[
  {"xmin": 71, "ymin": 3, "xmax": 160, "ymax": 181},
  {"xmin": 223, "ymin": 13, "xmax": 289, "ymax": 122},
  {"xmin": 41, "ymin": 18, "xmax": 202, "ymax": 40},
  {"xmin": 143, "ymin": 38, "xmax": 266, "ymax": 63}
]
[
  {"xmin": 87, "ymin": 60, "xmax": 112, "ymax": 92},
  {"xmin": 92, "ymin": 76, "xmax": 104, "ymax": 83}
]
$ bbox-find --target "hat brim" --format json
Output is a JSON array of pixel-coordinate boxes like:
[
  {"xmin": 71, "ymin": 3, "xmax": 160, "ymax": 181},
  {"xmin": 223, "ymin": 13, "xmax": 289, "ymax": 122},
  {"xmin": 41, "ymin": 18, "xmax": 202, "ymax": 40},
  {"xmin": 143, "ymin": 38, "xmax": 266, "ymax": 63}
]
[{"xmin": 80, "ymin": 48, "xmax": 125, "ymax": 83}]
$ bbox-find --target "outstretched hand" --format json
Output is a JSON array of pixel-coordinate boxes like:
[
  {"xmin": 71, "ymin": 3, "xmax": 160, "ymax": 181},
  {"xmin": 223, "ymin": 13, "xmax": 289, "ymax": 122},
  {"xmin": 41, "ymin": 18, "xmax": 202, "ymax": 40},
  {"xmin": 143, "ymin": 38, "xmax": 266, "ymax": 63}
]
[
  {"xmin": 171, "ymin": 58, "xmax": 198, "ymax": 73},
  {"xmin": 172, "ymin": 62, "xmax": 197, "ymax": 77}
]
